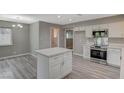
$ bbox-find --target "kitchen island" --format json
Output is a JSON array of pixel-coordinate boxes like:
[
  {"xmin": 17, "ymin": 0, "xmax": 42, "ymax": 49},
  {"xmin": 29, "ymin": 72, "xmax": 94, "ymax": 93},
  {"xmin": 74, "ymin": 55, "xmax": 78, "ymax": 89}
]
[{"xmin": 35, "ymin": 47, "xmax": 72, "ymax": 79}]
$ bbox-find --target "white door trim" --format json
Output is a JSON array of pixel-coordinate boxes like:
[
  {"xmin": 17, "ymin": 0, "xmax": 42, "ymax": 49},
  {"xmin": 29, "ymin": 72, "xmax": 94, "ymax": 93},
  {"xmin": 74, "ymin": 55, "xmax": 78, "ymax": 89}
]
[{"xmin": 64, "ymin": 29, "xmax": 74, "ymax": 51}]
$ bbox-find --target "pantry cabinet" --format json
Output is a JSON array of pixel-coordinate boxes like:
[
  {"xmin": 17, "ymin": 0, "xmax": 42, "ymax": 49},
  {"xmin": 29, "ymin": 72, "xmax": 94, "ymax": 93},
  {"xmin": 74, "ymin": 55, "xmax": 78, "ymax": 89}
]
[
  {"xmin": 85, "ymin": 26, "xmax": 93, "ymax": 38},
  {"xmin": 83, "ymin": 45, "xmax": 90, "ymax": 59}
]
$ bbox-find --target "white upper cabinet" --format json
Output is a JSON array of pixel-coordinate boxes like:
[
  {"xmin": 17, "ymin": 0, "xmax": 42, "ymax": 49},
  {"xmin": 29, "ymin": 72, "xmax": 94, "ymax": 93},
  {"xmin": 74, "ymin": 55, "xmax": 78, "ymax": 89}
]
[
  {"xmin": 109, "ymin": 21, "xmax": 124, "ymax": 38},
  {"xmin": 73, "ymin": 27, "xmax": 79, "ymax": 31},
  {"xmin": 92, "ymin": 25, "xmax": 100, "ymax": 30},
  {"xmin": 99, "ymin": 24, "xmax": 109, "ymax": 29},
  {"xmin": 92, "ymin": 24, "xmax": 109, "ymax": 30},
  {"xmin": 73, "ymin": 21, "xmax": 124, "ymax": 38},
  {"xmin": 73, "ymin": 26, "xmax": 85, "ymax": 31},
  {"xmin": 85, "ymin": 26, "xmax": 93, "ymax": 38},
  {"xmin": 79, "ymin": 26, "xmax": 85, "ymax": 31}
]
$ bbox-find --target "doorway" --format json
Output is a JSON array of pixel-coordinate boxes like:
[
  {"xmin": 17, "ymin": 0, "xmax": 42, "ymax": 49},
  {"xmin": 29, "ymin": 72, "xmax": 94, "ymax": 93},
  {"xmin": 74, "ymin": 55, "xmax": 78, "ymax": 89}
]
[
  {"xmin": 65, "ymin": 30, "xmax": 73, "ymax": 49},
  {"xmin": 50, "ymin": 27, "xmax": 59, "ymax": 48}
]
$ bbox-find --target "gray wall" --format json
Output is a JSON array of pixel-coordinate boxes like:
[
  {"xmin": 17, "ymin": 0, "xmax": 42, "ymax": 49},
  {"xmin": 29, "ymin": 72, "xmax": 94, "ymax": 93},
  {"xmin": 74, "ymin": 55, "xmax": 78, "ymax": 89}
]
[
  {"xmin": 0, "ymin": 20, "xmax": 30, "ymax": 58},
  {"xmin": 109, "ymin": 38, "xmax": 124, "ymax": 44},
  {"xmin": 39, "ymin": 21, "xmax": 64, "ymax": 49},
  {"xmin": 30, "ymin": 22, "xmax": 39, "ymax": 54}
]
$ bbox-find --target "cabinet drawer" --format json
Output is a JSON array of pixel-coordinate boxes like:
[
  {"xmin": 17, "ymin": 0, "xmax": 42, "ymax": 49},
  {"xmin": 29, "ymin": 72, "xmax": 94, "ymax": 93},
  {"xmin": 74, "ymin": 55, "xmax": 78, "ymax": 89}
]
[{"xmin": 49, "ymin": 55, "xmax": 63, "ymax": 66}]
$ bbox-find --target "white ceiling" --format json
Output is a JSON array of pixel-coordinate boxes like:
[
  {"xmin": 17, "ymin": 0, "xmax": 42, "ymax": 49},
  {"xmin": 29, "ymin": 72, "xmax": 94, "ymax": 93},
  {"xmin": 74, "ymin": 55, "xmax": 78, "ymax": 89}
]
[{"xmin": 0, "ymin": 14, "xmax": 117, "ymax": 25}]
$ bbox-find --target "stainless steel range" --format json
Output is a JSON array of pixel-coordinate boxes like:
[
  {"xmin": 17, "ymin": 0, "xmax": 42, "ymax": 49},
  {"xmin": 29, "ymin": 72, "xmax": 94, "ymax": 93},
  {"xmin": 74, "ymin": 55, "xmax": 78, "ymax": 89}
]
[
  {"xmin": 90, "ymin": 30, "xmax": 108, "ymax": 64},
  {"xmin": 90, "ymin": 46, "xmax": 107, "ymax": 64}
]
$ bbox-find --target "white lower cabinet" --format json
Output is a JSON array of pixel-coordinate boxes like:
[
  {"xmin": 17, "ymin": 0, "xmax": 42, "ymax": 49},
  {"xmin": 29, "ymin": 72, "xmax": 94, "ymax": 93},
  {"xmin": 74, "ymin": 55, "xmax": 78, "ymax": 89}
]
[
  {"xmin": 62, "ymin": 52, "xmax": 72, "ymax": 76},
  {"xmin": 107, "ymin": 48, "xmax": 121, "ymax": 67},
  {"xmin": 49, "ymin": 63, "xmax": 61, "ymax": 79},
  {"xmin": 37, "ymin": 50, "xmax": 72, "ymax": 79}
]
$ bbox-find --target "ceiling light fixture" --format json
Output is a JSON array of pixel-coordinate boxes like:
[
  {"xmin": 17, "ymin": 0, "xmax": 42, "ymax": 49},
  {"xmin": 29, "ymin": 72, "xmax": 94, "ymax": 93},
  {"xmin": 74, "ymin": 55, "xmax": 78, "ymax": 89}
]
[
  {"xmin": 12, "ymin": 24, "xmax": 23, "ymax": 28},
  {"xmin": 12, "ymin": 24, "xmax": 16, "ymax": 27},
  {"xmin": 57, "ymin": 15, "xmax": 61, "ymax": 18},
  {"xmin": 15, "ymin": 16, "xmax": 22, "ymax": 20},
  {"xmin": 69, "ymin": 18, "xmax": 72, "ymax": 21}
]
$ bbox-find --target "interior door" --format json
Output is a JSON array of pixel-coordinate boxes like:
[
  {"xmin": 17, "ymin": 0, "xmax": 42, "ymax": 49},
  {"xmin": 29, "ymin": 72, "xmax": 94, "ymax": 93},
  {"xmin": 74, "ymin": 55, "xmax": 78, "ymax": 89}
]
[
  {"xmin": 65, "ymin": 30, "xmax": 73, "ymax": 49},
  {"xmin": 50, "ymin": 27, "xmax": 59, "ymax": 48}
]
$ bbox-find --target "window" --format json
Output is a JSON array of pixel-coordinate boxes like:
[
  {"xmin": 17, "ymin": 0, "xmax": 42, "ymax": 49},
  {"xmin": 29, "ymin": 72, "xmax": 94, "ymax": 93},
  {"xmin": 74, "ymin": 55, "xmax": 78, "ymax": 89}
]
[{"xmin": 0, "ymin": 28, "xmax": 12, "ymax": 46}]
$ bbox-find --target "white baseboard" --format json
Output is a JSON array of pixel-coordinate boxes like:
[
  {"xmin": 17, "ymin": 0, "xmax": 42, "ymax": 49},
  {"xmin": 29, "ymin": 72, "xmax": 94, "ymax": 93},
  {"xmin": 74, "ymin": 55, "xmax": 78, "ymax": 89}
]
[
  {"xmin": 107, "ymin": 63, "xmax": 120, "ymax": 68},
  {"xmin": 29, "ymin": 53, "xmax": 37, "ymax": 58},
  {"xmin": 73, "ymin": 53, "xmax": 83, "ymax": 57},
  {"xmin": 0, "ymin": 53, "xmax": 30, "ymax": 60}
]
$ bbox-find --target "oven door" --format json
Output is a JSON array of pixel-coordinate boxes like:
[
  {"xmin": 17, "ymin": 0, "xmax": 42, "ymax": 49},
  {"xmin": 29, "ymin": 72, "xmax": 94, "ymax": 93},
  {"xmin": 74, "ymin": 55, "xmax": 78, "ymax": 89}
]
[{"xmin": 91, "ymin": 49, "xmax": 107, "ymax": 60}]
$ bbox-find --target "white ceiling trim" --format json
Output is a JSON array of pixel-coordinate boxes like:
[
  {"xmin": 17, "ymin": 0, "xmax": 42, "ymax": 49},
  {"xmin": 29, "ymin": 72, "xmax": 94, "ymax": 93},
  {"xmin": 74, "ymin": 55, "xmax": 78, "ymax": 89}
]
[{"xmin": 0, "ymin": 14, "xmax": 118, "ymax": 25}]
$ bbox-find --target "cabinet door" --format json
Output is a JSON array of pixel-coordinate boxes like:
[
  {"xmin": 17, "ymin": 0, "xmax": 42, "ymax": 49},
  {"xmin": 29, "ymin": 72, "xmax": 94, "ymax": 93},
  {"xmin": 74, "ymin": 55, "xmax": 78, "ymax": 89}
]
[
  {"xmin": 109, "ymin": 21, "xmax": 124, "ymax": 38},
  {"xmin": 107, "ymin": 48, "xmax": 121, "ymax": 66},
  {"xmin": 92, "ymin": 25, "xmax": 100, "ymax": 30},
  {"xmin": 85, "ymin": 26, "xmax": 92, "ymax": 38},
  {"xmin": 83, "ymin": 45, "xmax": 90, "ymax": 59},
  {"xmin": 49, "ymin": 55, "xmax": 63, "ymax": 79},
  {"xmin": 79, "ymin": 26, "xmax": 85, "ymax": 31},
  {"xmin": 73, "ymin": 27, "xmax": 79, "ymax": 31},
  {"xmin": 49, "ymin": 64, "xmax": 61, "ymax": 79},
  {"xmin": 62, "ymin": 52, "xmax": 72, "ymax": 77},
  {"xmin": 99, "ymin": 24, "xmax": 109, "ymax": 29}
]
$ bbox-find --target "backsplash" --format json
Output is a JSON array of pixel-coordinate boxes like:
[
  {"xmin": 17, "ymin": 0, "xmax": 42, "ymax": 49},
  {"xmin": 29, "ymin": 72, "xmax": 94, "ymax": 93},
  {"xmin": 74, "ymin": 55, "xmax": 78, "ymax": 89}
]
[
  {"xmin": 108, "ymin": 38, "xmax": 124, "ymax": 44},
  {"xmin": 86, "ymin": 38, "xmax": 124, "ymax": 45}
]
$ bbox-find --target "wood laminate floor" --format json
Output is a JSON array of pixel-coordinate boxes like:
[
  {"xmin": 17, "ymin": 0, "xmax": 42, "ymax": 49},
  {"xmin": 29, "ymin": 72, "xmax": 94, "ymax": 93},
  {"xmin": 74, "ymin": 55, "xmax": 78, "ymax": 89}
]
[
  {"xmin": 0, "ymin": 55, "xmax": 120, "ymax": 79},
  {"xmin": 65, "ymin": 55, "xmax": 120, "ymax": 79}
]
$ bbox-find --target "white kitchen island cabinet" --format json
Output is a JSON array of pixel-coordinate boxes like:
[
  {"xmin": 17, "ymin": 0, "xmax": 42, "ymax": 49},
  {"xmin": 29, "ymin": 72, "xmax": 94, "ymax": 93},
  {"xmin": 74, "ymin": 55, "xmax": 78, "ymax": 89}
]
[{"xmin": 35, "ymin": 48, "xmax": 72, "ymax": 79}]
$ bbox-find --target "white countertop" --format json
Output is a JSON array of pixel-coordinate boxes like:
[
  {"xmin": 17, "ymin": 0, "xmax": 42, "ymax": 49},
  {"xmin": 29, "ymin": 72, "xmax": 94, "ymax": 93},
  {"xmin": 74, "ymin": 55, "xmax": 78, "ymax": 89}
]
[
  {"xmin": 83, "ymin": 43, "xmax": 124, "ymax": 49},
  {"xmin": 35, "ymin": 47, "xmax": 72, "ymax": 57},
  {"xmin": 108, "ymin": 43, "xmax": 124, "ymax": 49}
]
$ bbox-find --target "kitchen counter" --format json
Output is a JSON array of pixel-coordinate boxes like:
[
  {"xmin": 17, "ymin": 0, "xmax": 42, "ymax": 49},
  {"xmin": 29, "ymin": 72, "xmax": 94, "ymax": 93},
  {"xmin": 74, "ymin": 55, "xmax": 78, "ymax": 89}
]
[
  {"xmin": 108, "ymin": 44, "xmax": 124, "ymax": 49},
  {"xmin": 35, "ymin": 47, "xmax": 72, "ymax": 79},
  {"xmin": 35, "ymin": 47, "xmax": 72, "ymax": 57}
]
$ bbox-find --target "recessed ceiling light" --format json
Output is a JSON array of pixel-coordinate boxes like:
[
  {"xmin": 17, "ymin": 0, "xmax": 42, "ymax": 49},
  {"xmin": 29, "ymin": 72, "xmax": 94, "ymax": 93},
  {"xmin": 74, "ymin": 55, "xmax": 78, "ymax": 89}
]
[
  {"xmin": 57, "ymin": 15, "xmax": 61, "ymax": 18},
  {"xmin": 20, "ymin": 25, "xmax": 23, "ymax": 28},
  {"xmin": 17, "ymin": 24, "xmax": 21, "ymax": 26},
  {"xmin": 12, "ymin": 24, "xmax": 16, "ymax": 27},
  {"xmin": 15, "ymin": 16, "xmax": 22, "ymax": 20},
  {"xmin": 69, "ymin": 19, "xmax": 72, "ymax": 21}
]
